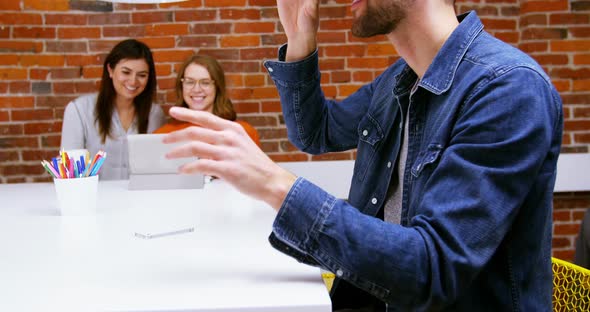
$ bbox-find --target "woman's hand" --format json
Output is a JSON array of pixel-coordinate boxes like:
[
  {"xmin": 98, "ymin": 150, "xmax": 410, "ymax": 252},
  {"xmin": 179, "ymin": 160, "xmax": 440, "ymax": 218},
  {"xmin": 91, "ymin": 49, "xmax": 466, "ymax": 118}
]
[{"xmin": 163, "ymin": 107, "xmax": 297, "ymax": 210}]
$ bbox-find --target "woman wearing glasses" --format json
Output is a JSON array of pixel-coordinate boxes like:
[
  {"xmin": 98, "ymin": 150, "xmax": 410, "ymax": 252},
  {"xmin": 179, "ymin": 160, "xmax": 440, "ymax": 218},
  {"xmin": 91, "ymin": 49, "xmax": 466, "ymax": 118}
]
[{"xmin": 154, "ymin": 54, "xmax": 261, "ymax": 147}]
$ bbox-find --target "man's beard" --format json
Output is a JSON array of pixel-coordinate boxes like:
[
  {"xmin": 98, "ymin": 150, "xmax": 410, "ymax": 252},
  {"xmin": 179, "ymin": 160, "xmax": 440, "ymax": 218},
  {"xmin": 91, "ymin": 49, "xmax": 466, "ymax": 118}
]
[{"xmin": 351, "ymin": 1, "xmax": 407, "ymax": 38}]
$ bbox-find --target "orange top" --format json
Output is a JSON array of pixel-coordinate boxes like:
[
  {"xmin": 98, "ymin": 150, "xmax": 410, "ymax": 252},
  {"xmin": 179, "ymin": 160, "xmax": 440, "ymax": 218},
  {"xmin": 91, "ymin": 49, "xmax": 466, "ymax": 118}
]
[{"xmin": 153, "ymin": 120, "xmax": 261, "ymax": 147}]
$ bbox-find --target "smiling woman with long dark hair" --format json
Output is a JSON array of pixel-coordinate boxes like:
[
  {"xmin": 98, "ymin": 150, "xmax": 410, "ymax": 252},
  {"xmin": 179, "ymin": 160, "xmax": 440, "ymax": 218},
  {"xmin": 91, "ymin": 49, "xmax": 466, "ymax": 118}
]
[{"xmin": 60, "ymin": 39, "xmax": 166, "ymax": 180}]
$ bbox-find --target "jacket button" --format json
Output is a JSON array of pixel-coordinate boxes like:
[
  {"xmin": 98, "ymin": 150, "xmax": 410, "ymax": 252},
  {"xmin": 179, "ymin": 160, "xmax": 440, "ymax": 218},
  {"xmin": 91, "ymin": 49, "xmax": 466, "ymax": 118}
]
[
  {"xmin": 336, "ymin": 269, "xmax": 343, "ymax": 277},
  {"xmin": 387, "ymin": 161, "xmax": 392, "ymax": 168},
  {"xmin": 362, "ymin": 129, "xmax": 368, "ymax": 136},
  {"xmin": 267, "ymin": 67, "xmax": 274, "ymax": 72},
  {"xmin": 371, "ymin": 198, "xmax": 377, "ymax": 205}
]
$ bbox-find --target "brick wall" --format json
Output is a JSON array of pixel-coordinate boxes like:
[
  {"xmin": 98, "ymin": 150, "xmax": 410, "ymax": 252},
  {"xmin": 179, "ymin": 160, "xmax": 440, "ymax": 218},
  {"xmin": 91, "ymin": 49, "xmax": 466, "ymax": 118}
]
[{"xmin": 0, "ymin": 0, "xmax": 588, "ymax": 259}]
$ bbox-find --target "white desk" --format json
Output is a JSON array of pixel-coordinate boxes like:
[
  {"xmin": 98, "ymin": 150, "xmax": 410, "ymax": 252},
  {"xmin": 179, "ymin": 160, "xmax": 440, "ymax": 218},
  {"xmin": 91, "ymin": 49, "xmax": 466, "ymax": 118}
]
[{"xmin": 0, "ymin": 180, "xmax": 331, "ymax": 311}]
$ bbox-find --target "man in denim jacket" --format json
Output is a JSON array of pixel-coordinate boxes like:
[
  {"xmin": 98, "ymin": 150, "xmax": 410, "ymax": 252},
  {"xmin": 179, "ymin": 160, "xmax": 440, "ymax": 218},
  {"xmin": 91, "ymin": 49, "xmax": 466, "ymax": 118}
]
[{"xmin": 164, "ymin": 0, "xmax": 563, "ymax": 310}]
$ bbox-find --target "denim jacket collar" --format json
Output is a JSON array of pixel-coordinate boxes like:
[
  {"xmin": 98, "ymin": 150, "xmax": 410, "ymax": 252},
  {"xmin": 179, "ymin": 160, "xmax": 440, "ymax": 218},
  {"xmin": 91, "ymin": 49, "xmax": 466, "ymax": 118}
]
[{"xmin": 394, "ymin": 11, "xmax": 484, "ymax": 97}]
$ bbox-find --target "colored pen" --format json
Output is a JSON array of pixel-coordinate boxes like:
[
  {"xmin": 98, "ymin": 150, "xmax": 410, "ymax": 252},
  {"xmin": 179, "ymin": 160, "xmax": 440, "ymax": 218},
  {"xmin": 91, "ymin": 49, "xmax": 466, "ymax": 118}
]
[
  {"xmin": 41, "ymin": 161, "xmax": 59, "ymax": 179},
  {"xmin": 90, "ymin": 156, "xmax": 106, "ymax": 176}
]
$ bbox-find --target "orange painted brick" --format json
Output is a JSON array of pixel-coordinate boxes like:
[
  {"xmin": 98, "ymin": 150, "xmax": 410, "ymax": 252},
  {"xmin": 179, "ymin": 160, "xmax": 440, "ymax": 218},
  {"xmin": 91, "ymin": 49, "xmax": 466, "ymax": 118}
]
[
  {"xmin": 58, "ymin": 27, "xmax": 101, "ymax": 39},
  {"xmin": 564, "ymin": 120, "xmax": 590, "ymax": 131},
  {"xmin": 573, "ymin": 80, "xmax": 590, "ymax": 92},
  {"xmin": 0, "ymin": 2, "xmax": 21, "ymax": 10},
  {"xmin": 0, "ymin": 41, "xmax": 43, "ymax": 52},
  {"xmin": 533, "ymin": 54, "xmax": 568, "ymax": 65},
  {"xmin": 552, "ymin": 80, "xmax": 571, "ymax": 92},
  {"xmin": 239, "ymin": 47, "xmax": 276, "ymax": 60},
  {"xmin": 24, "ymin": 121, "xmax": 62, "ymax": 135},
  {"xmin": 24, "ymin": 0, "xmax": 68, "ymax": 11},
  {"xmin": 324, "ymin": 45, "xmax": 365, "ymax": 57},
  {"xmin": 518, "ymin": 41, "xmax": 548, "ymax": 53},
  {"xmin": 248, "ymin": 0, "xmax": 275, "ymax": 6},
  {"xmin": 103, "ymin": 26, "xmax": 145, "ymax": 38},
  {"xmin": 319, "ymin": 59, "xmax": 345, "ymax": 70},
  {"xmin": 550, "ymin": 13, "xmax": 590, "ymax": 25},
  {"xmin": 20, "ymin": 55, "xmax": 65, "ymax": 67},
  {"xmin": 0, "ymin": 68, "xmax": 28, "ymax": 80},
  {"xmin": 137, "ymin": 36, "xmax": 176, "ymax": 51},
  {"xmin": 318, "ymin": 31, "xmax": 347, "ymax": 43},
  {"xmin": 259, "ymin": 128, "xmax": 287, "ymax": 140},
  {"xmin": 554, "ymin": 223, "xmax": 582, "ymax": 235},
  {"xmin": 192, "ymin": 23, "xmax": 232, "ymax": 34},
  {"xmin": 53, "ymin": 82, "xmax": 75, "ymax": 94},
  {"xmin": 521, "ymin": 0, "xmax": 569, "ymax": 14},
  {"xmin": 12, "ymin": 109, "xmax": 54, "ymax": 121},
  {"xmin": 45, "ymin": 13, "xmax": 88, "ymax": 25},
  {"xmin": 177, "ymin": 35, "xmax": 218, "ymax": 48},
  {"xmin": 494, "ymin": 31, "xmax": 519, "ymax": 44},
  {"xmin": 175, "ymin": 10, "xmax": 217, "ymax": 22},
  {"xmin": 347, "ymin": 57, "xmax": 390, "ymax": 69},
  {"xmin": 13, "ymin": 27, "xmax": 56, "ymax": 39},
  {"xmin": 0, "ymin": 13, "xmax": 42, "ymax": 25},
  {"xmin": 146, "ymin": 24, "xmax": 189, "ymax": 36},
  {"xmin": 225, "ymin": 74, "xmax": 244, "ymax": 87},
  {"xmin": 235, "ymin": 22, "xmax": 275, "ymax": 33},
  {"xmin": 574, "ymin": 54, "xmax": 590, "ymax": 65},
  {"xmin": 571, "ymin": 27, "xmax": 590, "ymax": 38},
  {"xmin": 481, "ymin": 18, "xmax": 517, "ymax": 30},
  {"xmin": 353, "ymin": 71, "xmax": 375, "ymax": 82},
  {"xmin": 243, "ymin": 75, "xmax": 266, "ymax": 87},
  {"xmin": 153, "ymin": 50, "xmax": 194, "ymax": 63},
  {"xmin": 88, "ymin": 13, "xmax": 129, "ymax": 25},
  {"xmin": 221, "ymin": 35, "xmax": 260, "ymax": 47},
  {"xmin": 65, "ymin": 55, "xmax": 102, "ymax": 67},
  {"xmin": 9, "ymin": 81, "xmax": 30, "ymax": 93},
  {"xmin": 158, "ymin": 77, "xmax": 176, "ymax": 90},
  {"xmin": 574, "ymin": 133, "xmax": 590, "ymax": 143},
  {"xmin": 0, "ymin": 55, "xmax": 19, "ymax": 66},
  {"xmin": 132, "ymin": 11, "xmax": 172, "ymax": 24},
  {"xmin": 233, "ymin": 101, "xmax": 259, "ymax": 114},
  {"xmin": 323, "ymin": 85, "xmax": 337, "ymax": 99},
  {"xmin": 82, "ymin": 66, "xmax": 103, "ymax": 79},
  {"xmin": 320, "ymin": 19, "xmax": 352, "ymax": 31},
  {"xmin": 0, "ymin": 96, "xmax": 34, "ymax": 108},
  {"xmin": 159, "ymin": 0, "xmax": 201, "ymax": 8},
  {"xmin": 0, "ymin": 124, "xmax": 24, "ymax": 136},
  {"xmin": 251, "ymin": 86, "xmax": 279, "ymax": 99},
  {"xmin": 261, "ymin": 100, "xmax": 282, "ymax": 113},
  {"xmin": 204, "ymin": 0, "xmax": 247, "ymax": 7},
  {"xmin": 155, "ymin": 64, "xmax": 172, "ymax": 76},
  {"xmin": 220, "ymin": 9, "xmax": 261, "ymax": 20},
  {"xmin": 367, "ymin": 43, "xmax": 397, "ymax": 56},
  {"xmin": 260, "ymin": 141, "xmax": 278, "ymax": 152}
]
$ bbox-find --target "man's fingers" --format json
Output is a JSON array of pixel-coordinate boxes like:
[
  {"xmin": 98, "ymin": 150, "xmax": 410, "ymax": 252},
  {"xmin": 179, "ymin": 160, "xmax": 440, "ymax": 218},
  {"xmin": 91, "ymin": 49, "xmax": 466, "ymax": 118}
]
[
  {"xmin": 168, "ymin": 106, "xmax": 235, "ymax": 131},
  {"xmin": 165, "ymin": 140, "xmax": 223, "ymax": 161}
]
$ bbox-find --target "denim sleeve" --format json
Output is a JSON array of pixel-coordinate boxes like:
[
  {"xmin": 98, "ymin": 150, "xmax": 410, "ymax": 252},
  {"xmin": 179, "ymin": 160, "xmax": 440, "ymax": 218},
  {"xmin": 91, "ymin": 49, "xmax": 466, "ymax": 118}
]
[
  {"xmin": 269, "ymin": 66, "xmax": 562, "ymax": 309},
  {"xmin": 263, "ymin": 44, "xmax": 374, "ymax": 154}
]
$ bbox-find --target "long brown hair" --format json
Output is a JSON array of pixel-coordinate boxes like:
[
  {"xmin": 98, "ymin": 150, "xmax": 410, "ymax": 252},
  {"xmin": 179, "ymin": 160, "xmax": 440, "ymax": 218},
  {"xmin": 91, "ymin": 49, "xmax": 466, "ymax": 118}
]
[
  {"xmin": 95, "ymin": 39, "xmax": 157, "ymax": 143},
  {"xmin": 175, "ymin": 54, "xmax": 236, "ymax": 121}
]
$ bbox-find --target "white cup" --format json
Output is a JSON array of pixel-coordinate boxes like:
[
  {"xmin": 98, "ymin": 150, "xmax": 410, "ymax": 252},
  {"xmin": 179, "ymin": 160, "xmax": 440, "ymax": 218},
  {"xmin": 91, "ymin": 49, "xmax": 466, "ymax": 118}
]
[{"xmin": 54, "ymin": 175, "xmax": 99, "ymax": 216}]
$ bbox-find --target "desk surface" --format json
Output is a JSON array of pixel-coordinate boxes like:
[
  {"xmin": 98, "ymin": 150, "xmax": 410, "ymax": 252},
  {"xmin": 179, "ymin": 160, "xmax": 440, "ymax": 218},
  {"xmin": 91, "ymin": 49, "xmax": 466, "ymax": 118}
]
[{"xmin": 0, "ymin": 180, "xmax": 331, "ymax": 311}]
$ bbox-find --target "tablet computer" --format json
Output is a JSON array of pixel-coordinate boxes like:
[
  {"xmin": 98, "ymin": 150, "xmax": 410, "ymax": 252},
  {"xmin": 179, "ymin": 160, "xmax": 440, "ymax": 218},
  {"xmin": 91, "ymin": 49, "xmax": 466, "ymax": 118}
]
[{"xmin": 127, "ymin": 134, "xmax": 204, "ymax": 190}]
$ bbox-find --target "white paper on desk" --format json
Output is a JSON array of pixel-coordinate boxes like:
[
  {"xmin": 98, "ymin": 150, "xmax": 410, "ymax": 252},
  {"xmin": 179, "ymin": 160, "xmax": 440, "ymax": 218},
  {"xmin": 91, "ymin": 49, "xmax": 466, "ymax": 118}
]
[{"xmin": 127, "ymin": 134, "xmax": 204, "ymax": 190}]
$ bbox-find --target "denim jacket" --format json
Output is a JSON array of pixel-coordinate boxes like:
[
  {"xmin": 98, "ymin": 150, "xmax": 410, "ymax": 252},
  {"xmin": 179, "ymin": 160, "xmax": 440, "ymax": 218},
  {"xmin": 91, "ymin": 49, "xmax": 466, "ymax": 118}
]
[{"xmin": 264, "ymin": 11, "xmax": 563, "ymax": 311}]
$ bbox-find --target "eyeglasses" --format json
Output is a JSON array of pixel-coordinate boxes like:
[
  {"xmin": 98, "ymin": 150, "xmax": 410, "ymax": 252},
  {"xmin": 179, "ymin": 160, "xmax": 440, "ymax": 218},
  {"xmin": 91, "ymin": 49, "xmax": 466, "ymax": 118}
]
[{"xmin": 181, "ymin": 78, "xmax": 215, "ymax": 90}]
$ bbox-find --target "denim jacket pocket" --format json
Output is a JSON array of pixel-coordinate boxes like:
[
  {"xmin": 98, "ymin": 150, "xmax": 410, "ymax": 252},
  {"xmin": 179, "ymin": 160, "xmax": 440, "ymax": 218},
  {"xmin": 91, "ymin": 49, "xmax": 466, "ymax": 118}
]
[
  {"xmin": 353, "ymin": 115, "xmax": 384, "ymax": 182},
  {"xmin": 411, "ymin": 143, "xmax": 443, "ymax": 178}
]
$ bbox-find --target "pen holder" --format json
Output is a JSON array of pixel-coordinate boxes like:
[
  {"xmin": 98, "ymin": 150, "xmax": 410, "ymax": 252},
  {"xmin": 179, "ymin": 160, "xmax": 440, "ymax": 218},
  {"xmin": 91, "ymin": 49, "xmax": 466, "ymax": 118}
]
[{"xmin": 53, "ymin": 175, "xmax": 99, "ymax": 216}]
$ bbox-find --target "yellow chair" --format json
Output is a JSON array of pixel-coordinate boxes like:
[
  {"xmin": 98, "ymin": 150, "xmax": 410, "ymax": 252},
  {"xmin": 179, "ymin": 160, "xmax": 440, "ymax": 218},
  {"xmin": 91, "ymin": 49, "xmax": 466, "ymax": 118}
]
[
  {"xmin": 322, "ymin": 258, "xmax": 590, "ymax": 311},
  {"xmin": 552, "ymin": 257, "xmax": 590, "ymax": 311}
]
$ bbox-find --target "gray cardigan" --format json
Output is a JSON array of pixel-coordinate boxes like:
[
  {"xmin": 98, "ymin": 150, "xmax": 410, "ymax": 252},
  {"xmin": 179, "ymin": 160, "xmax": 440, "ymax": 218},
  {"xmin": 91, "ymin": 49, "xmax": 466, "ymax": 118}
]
[{"xmin": 60, "ymin": 93, "xmax": 166, "ymax": 180}]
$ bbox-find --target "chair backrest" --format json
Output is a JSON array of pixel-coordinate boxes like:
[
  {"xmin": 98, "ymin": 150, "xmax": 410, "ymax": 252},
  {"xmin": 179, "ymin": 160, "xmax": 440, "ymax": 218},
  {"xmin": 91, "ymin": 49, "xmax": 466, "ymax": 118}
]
[{"xmin": 552, "ymin": 257, "xmax": 590, "ymax": 311}]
